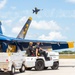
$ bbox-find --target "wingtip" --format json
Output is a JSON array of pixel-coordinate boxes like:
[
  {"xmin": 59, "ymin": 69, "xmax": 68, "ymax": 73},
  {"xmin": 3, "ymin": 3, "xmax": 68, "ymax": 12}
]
[
  {"xmin": 68, "ymin": 41, "xmax": 74, "ymax": 48},
  {"xmin": 29, "ymin": 17, "xmax": 32, "ymax": 20}
]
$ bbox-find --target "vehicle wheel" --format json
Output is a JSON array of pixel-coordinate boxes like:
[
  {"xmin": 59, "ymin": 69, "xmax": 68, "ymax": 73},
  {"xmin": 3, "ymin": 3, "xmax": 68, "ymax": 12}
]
[
  {"xmin": 9, "ymin": 65, "xmax": 15, "ymax": 75},
  {"xmin": 44, "ymin": 67, "xmax": 48, "ymax": 70},
  {"xmin": 35, "ymin": 60, "xmax": 44, "ymax": 71},
  {"xmin": 19, "ymin": 64, "xmax": 25, "ymax": 73},
  {"xmin": 51, "ymin": 62, "xmax": 59, "ymax": 70},
  {"xmin": 25, "ymin": 68, "xmax": 32, "ymax": 70}
]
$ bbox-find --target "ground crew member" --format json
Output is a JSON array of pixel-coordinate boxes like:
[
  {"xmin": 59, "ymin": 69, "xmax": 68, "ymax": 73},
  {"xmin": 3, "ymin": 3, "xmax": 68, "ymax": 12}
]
[
  {"xmin": 26, "ymin": 42, "xmax": 34, "ymax": 56},
  {"xmin": 35, "ymin": 42, "xmax": 50, "ymax": 60}
]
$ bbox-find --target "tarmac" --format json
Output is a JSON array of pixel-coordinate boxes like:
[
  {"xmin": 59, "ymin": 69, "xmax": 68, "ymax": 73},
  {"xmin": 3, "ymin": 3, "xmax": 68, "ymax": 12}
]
[
  {"xmin": 59, "ymin": 59, "xmax": 75, "ymax": 67},
  {"xmin": 15, "ymin": 67, "xmax": 75, "ymax": 75},
  {"xmin": 0, "ymin": 59, "xmax": 75, "ymax": 75}
]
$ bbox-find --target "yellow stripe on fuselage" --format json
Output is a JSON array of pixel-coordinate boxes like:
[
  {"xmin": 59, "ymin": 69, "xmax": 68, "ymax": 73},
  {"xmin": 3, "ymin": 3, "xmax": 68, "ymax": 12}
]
[{"xmin": 68, "ymin": 42, "xmax": 74, "ymax": 48}]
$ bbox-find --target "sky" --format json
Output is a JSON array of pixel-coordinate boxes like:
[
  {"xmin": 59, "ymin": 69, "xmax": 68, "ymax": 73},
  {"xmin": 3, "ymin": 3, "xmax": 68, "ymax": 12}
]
[{"xmin": 0, "ymin": 0, "xmax": 75, "ymax": 51}]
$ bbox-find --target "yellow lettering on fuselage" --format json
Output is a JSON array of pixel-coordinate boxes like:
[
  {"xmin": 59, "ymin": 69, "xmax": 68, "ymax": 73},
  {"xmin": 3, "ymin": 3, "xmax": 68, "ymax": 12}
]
[{"xmin": 22, "ymin": 24, "xmax": 29, "ymax": 35}]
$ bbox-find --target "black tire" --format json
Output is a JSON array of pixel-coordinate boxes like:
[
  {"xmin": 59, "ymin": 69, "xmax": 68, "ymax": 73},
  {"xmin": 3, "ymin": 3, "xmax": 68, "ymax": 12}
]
[
  {"xmin": 19, "ymin": 64, "xmax": 25, "ymax": 73},
  {"xmin": 44, "ymin": 67, "xmax": 48, "ymax": 70},
  {"xmin": 35, "ymin": 60, "xmax": 44, "ymax": 71},
  {"xmin": 9, "ymin": 65, "xmax": 15, "ymax": 75},
  {"xmin": 51, "ymin": 62, "xmax": 59, "ymax": 70},
  {"xmin": 25, "ymin": 68, "xmax": 32, "ymax": 70}
]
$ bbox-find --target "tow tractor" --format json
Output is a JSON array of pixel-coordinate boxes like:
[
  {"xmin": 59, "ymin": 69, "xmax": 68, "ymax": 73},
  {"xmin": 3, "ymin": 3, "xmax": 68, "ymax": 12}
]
[{"xmin": 25, "ymin": 50, "xmax": 59, "ymax": 71}]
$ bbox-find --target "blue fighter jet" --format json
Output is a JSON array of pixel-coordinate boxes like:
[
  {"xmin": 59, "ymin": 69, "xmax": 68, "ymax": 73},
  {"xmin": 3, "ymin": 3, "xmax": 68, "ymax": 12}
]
[
  {"xmin": 0, "ymin": 17, "xmax": 74, "ymax": 52},
  {"xmin": 32, "ymin": 7, "xmax": 43, "ymax": 14}
]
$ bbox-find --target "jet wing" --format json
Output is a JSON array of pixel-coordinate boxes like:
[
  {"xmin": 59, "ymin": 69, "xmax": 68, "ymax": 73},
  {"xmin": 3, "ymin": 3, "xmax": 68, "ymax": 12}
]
[
  {"xmin": 13, "ymin": 39, "xmax": 74, "ymax": 50},
  {"xmin": 0, "ymin": 35, "xmax": 15, "ymax": 41},
  {"xmin": 40, "ymin": 41, "xmax": 74, "ymax": 50},
  {"xmin": 0, "ymin": 36, "xmax": 74, "ymax": 52}
]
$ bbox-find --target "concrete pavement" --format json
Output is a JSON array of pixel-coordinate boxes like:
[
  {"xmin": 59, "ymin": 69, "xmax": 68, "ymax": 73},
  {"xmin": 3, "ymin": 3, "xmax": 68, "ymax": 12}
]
[
  {"xmin": 15, "ymin": 67, "xmax": 75, "ymax": 75},
  {"xmin": 15, "ymin": 59, "xmax": 75, "ymax": 75},
  {"xmin": 0, "ymin": 59, "xmax": 75, "ymax": 75}
]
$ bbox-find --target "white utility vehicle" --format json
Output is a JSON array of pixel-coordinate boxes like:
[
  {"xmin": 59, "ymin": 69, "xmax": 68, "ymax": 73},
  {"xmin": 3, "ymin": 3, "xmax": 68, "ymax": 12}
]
[
  {"xmin": 0, "ymin": 42, "xmax": 25, "ymax": 75},
  {"xmin": 0, "ymin": 52, "xmax": 25, "ymax": 75},
  {"xmin": 25, "ymin": 51, "xmax": 59, "ymax": 71}
]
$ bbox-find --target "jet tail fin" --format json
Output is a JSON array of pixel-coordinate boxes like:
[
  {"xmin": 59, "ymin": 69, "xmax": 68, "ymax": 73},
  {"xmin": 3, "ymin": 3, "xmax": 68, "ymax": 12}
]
[
  {"xmin": 17, "ymin": 17, "xmax": 32, "ymax": 39},
  {"xmin": 0, "ymin": 21, "xmax": 3, "ymax": 34}
]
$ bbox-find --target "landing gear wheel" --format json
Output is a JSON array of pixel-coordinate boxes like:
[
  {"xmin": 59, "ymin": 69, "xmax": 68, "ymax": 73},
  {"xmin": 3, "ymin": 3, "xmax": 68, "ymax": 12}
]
[
  {"xmin": 19, "ymin": 64, "xmax": 25, "ymax": 73},
  {"xmin": 35, "ymin": 60, "xmax": 44, "ymax": 71}
]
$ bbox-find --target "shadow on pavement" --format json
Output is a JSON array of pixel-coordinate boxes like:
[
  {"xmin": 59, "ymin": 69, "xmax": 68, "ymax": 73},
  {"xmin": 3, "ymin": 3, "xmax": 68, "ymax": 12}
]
[
  {"xmin": 26, "ymin": 68, "xmax": 56, "ymax": 71},
  {"xmin": 0, "ymin": 72, "xmax": 10, "ymax": 75}
]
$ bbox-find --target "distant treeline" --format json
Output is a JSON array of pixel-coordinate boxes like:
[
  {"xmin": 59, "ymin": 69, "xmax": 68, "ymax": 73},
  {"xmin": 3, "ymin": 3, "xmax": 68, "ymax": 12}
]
[{"xmin": 59, "ymin": 50, "xmax": 75, "ymax": 54}]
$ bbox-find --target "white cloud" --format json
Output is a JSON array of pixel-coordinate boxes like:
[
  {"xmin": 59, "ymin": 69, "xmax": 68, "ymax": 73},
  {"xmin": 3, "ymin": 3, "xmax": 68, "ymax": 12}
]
[
  {"xmin": 4, "ymin": 20, "xmax": 12, "ymax": 26},
  {"xmin": 12, "ymin": 27, "xmax": 21, "ymax": 34},
  {"xmin": 12, "ymin": 16, "xmax": 27, "ymax": 34},
  {"xmin": 31, "ymin": 20, "xmax": 61, "ymax": 30},
  {"xmin": 66, "ymin": 0, "xmax": 75, "ymax": 3},
  {"xmin": 38, "ymin": 31, "xmax": 67, "ymax": 40},
  {"xmin": 26, "ymin": 33, "xmax": 38, "ymax": 38},
  {"xmin": 12, "ymin": 17, "xmax": 62, "ymax": 39},
  {"xmin": 40, "ymin": 9, "xmax": 75, "ymax": 18},
  {"xmin": 19, "ymin": 16, "xmax": 27, "ymax": 24},
  {"xmin": 0, "ymin": 0, "xmax": 7, "ymax": 9},
  {"xmin": 2, "ymin": 26, "xmax": 5, "ymax": 33},
  {"xmin": 65, "ymin": 27, "xmax": 70, "ymax": 30}
]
